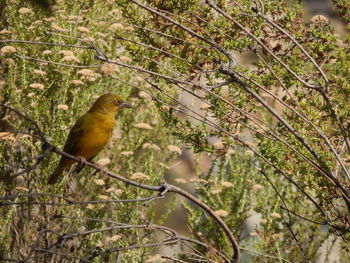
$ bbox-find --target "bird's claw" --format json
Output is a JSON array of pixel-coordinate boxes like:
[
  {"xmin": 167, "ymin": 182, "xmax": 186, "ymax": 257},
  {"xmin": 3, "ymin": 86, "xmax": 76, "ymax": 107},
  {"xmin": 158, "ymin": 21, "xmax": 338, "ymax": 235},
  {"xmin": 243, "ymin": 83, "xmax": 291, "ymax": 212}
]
[
  {"xmin": 77, "ymin": 156, "xmax": 87, "ymax": 165},
  {"xmin": 158, "ymin": 183, "xmax": 170, "ymax": 196},
  {"xmin": 75, "ymin": 156, "xmax": 88, "ymax": 172}
]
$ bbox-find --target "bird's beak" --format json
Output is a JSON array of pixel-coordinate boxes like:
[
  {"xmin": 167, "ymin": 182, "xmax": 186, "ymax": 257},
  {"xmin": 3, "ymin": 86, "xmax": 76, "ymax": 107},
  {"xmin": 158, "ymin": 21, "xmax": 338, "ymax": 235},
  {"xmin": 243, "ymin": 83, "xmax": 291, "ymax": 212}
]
[{"xmin": 120, "ymin": 102, "xmax": 134, "ymax": 108}]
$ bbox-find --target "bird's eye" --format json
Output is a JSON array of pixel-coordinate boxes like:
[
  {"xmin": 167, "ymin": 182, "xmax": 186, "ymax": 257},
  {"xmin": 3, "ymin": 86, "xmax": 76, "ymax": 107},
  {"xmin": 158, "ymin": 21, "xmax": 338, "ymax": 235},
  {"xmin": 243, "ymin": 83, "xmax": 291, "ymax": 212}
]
[{"xmin": 114, "ymin": 100, "xmax": 122, "ymax": 106}]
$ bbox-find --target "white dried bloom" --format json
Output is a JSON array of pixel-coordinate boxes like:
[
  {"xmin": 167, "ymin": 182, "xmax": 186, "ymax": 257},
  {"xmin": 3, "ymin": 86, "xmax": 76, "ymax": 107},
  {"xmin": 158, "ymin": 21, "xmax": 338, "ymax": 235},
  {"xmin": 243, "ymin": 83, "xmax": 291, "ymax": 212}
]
[
  {"xmin": 105, "ymin": 187, "xmax": 116, "ymax": 193},
  {"xmin": 94, "ymin": 179, "xmax": 105, "ymax": 185},
  {"xmin": 119, "ymin": 56, "xmax": 132, "ymax": 63},
  {"xmin": 27, "ymin": 92, "xmax": 35, "ymax": 98},
  {"xmin": 77, "ymin": 26, "xmax": 90, "ymax": 33},
  {"xmin": 0, "ymin": 29, "xmax": 11, "ymax": 34},
  {"xmin": 77, "ymin": 69, "xmax": 95, "ymax": 77},
  {"xmin": 251, "ymin": 184, "xmax": 263, "ymax": 190},
  {"xmin": 97, "ymin": 158, "xmax": 110, "ymax": 166},
  {"xmin": 18, "ymin": 8, "xmax": 32, "ymax": 14},
  {"xmin": 106, "ymin": 234, "xmax": 122, "ymax": 243},
  {"xmin": 57, "ymin": 104, "xmax": 69, "ymax": 110},
  {"xmin": 142, "ymin": 143, "xmax": 150, "ymax": 149},
  {"xmin": 43, "ymin": 17, "xmax": 56, "ymax": 22},
  {"xmin": 167, "ymin": 145, "xmax": 181, "ymax": 155},
  {"xmin": 0, "ymin": 46, "xmax": 16, "ymax": 55},
  {"xmin": 71, "ymin": 79, "xmax": 84, "ymax": 86},
  {"xmin": 86, "ymin": 204, "xmax": 95, "ymax": 209},
  {"xmin": 61, "ymin": 55, "xmax": 80, "ymax": 63},
  {"xmin": 260, "ymin": 219, "xmax": 267, "ymax": 224},
  {"xmin": 68, "ymin": 15, "xmax": 81, "ymax": 21},
  {"xmin": 311, "ymin": 14, "xmax": 329, "ymax": 24},
  {"xmin": 51, "ymin": 23, "xmax": 65, "ymax": 31},
  {"xmin": 138, "ymin": 91, "xmax": 152, "ymax": 99},
  {"xmin": 34, "ymin": 69, "xmax": 46, "ymax": 76},
  {"xmin": 77, "ymin": 69, "xmax": 98, "ymax": 81},
  {"xmin": 175, "ymin": 178, "xmax": 187, "ymax": 184},
  {"xmin": 149, "ymin": 144, "xmax": 160, "ymax": 150},
  {"xmin": 130, "ymin": 172, "xmax": 150, "ymax": 180},
  {"xmin": 200, "ymin": 103, "xmax": 211, "ymax": 110},
  {"xmin": 211, "ymin": 189, "xmax": 222, "ymax": 194},
  {"xmin": 42, "ymin": 50, "xmax": 52, "ymax": 55},
  {"xmin": 29, "ymin": 83, "xmax": 44, "ymax": 90},
  {"xmin": 271, "ymin": 212, "xmax": 281, "ymax": 219},
  {"xmin": 142, "ymin": 143, "xmax": 160, "ymax": 151},
  {"xmin": 213, "ymin": 141, "xmax": 225, "ymax": 150},
  {"xmin": 249, "ymin": 232, "xmax": 259, "ymax": 237},
  {"xmin": 221, "ymin": 181, "xmax": 233, "ymax": 188},
  {"xmin": 15, "ymin": 186, "xmax": 29, "ymax": 192},
  {"xmin": 133, "ymin": 123, "xmax": 152, "ymax": 130},
  {"xmin": 121, "ymin": 151, "xmax": 134, "ymax": 156},
  {"xmin": 214, "ymin": 210, "xmax": 229, "ymax": 217},
  {"xmin": 108, "ymin": 9, "xmax": 121, "ymax": 16},
  {"xmin": 83, "ymin": 37, "xmax": 94, "ymax": 42},
  {"xmin": 98, "ymin": 195, "xmax": 109, "ymax": 200},
  {"xmin": 109, "ymin": 23, "xmax": 124, "ymax": 31},
  {"xmin": 113, "ymin": 189, "xmax": 123, "ymax": 196},
  {"xmin": 59, "ymin": 50, "xmax": 74, "ymax": 57},
  {"xmin": 100, "ymin": 63, "xmax": 117, "ymax": 76},
  {"xmin": 0, "ymin": 132, "xmax": 15, "ymax": 141},
  {"xmin": 189, "ymin": 178, "xmax": 208, "ymax": 184}
]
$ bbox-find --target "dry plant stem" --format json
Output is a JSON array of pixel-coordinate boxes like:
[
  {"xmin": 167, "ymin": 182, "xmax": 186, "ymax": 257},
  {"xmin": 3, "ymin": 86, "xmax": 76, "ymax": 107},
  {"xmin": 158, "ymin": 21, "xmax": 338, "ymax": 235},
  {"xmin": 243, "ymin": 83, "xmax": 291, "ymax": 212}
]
[
  {"xmin": 97, "ymin": 55, "xmax": 194, "ymax": 86},
  {"xmin": 130, "ymin": 0, "xmax": 235, "ymax": 67},
  {"xmin": 48, "ymin": 223, "xmax": 229, "ymax": 262},
  {"xmin": 15, "ymin": 54, "xmax": 102, "ymax": 68},
  {"xmin": 117, "ymin": 21, "xmax": 210, "ymax": 49},
  {"xmin": 0, "ymin": 192, "xmax": 164, "ymax": 206},
  {"xmin": 32, "ymin": 249, "xmax": 91, "ymax": 263},
  {"xmin": 205, "ymin": 0, "xmax": 322, "ymax": 90},
  {"xmin": 219, "ymin": 69, "xmax": 350, "ymax": 202},
  {"xmin": 111, "ymin": 33, "xmax": 204, "ymax": 70},
  {"xmin": 55, "ymin": 215, "xmax": 231, "ymax": 262},
  {"xmin": 255, "ymin": 54, "xmax": 350, "ymax": 183},
  {"xmin": 258, "ymin": 13, "xmax": 329, "ymax": 89},
  {"xmin": 0, "ymin": 39, "xmax": 92, "ymax": 50},
  {"xmin": 232, "ymin": 69, "xmax": 348, "ymax": 179},
  {"xmin": 169, "ymin": 184, "xmax": 240, "ymax": 262}
]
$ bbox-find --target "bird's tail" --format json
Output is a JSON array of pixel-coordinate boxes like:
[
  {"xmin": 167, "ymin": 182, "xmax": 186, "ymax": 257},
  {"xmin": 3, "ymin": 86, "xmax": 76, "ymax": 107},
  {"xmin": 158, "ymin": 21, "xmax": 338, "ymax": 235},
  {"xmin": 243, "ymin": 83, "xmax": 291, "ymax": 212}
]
[
  {"xmin": 47, "ymin": 159, "xmax": 72, "ymax": 185},
  {"xmin": 47, "ymin": 166, "xmax": 65, "ymax": 185}
]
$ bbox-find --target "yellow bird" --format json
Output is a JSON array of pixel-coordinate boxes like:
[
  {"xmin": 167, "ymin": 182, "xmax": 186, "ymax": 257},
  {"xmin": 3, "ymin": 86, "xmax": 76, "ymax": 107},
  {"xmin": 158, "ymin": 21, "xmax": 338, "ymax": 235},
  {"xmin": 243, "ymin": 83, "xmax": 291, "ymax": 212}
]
[{"xmin": 48, "ymin": 94, "xmax": 133, "ymax": 185}]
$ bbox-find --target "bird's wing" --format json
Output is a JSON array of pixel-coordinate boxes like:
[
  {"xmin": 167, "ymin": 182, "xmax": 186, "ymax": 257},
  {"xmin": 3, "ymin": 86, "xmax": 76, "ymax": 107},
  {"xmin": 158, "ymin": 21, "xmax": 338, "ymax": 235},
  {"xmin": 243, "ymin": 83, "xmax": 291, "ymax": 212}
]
[{"xmin": 62, "ymin": 113, "xmax": 89, "ymax": 155}]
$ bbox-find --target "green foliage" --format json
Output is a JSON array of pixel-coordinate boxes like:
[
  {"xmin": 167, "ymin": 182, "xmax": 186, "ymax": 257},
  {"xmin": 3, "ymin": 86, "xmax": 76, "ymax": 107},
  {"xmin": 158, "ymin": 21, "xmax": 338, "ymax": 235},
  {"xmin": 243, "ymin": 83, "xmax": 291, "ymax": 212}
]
[{"xmin": 1, "ymin": 0, "xmax": 350, "ymax": 262}]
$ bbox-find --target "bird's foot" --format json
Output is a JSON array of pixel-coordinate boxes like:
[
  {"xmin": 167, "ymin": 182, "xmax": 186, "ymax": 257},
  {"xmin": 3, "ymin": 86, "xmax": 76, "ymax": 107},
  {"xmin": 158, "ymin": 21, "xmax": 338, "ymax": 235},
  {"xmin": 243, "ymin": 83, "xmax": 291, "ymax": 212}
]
[
  {"xmin": 75, "ymin": 156, "xmax": 88, "ymax": 172},
  {"xmin": 77, "ymin": 156, "xmax": 87, "ymax": 164},
  {"xmin": 158, "ymin": 183, "xmax": 170, "ymax": 196}
]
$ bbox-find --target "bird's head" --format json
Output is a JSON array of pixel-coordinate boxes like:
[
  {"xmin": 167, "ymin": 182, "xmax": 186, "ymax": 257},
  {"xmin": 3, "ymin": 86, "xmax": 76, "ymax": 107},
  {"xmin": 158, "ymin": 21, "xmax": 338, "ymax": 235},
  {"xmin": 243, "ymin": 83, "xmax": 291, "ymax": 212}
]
[{"xmin": 89, "ymin": 93, "xmax": 133, "ymax": 114}]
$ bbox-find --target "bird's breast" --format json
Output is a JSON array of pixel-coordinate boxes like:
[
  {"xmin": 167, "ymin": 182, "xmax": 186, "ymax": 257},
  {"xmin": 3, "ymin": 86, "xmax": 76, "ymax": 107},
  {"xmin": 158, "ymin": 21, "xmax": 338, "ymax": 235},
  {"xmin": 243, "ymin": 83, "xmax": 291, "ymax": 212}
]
[{"xmin": 76, "ymin": 113, "xmax": 115, "ymax": 159}]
